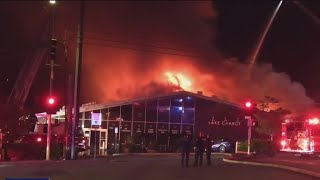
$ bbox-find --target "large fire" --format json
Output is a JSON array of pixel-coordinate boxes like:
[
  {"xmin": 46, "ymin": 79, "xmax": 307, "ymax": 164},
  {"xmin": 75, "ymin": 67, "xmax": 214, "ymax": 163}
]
[{"xmin": 164, "ymin": 72, "xmax": 192, "ymax": 91}]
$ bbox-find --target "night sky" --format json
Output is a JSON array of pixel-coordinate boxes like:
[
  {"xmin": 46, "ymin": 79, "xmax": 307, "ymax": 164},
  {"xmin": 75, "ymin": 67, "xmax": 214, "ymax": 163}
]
[
  {"xmin": 0, "ymin": 1, "xmax": 319, "ymax": 113},
  {"xmin": 215, "ymin": 0, "xmax": 320, "ymax": 99}
]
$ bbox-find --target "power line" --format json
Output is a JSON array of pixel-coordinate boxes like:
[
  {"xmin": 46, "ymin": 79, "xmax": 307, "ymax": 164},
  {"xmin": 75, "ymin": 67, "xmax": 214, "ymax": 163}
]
[
  {"xmin": 84, "ymin": 30, "xmax": 196, "ymax": 47},
  {"xmin": 83, "ymin": 41, "xmax": 202, "ymax": 58},
  {"xmin": 83, "ymin": 36, "xmax": 197, "ymax": 54}
]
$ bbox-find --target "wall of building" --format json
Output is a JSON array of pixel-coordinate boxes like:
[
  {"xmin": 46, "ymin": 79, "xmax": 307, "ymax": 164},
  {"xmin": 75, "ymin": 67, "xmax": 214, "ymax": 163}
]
[{"xmin": 195, "ymin": 98, "xmax": 248, "ymax": 141}]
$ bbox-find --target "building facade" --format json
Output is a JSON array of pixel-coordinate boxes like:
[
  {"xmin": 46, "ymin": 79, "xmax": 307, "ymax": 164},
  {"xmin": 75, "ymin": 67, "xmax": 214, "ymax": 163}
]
[{"xmin": 63, "ymin": 91, "xmax": 247, "ymax": 155}]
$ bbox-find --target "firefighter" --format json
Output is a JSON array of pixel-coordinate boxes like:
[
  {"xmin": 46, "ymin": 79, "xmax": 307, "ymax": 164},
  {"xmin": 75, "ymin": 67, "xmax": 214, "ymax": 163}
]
[
  {"xmin": 205, "ymin": 133, "xmax": 212, "ymax": 166},
  {"xmin": 194, "ymin": 136, "xmax": 205, "ymax": 167},
  {"xmin": 180, "ymin": 132, "xmax": 191, "ymax": 168}
]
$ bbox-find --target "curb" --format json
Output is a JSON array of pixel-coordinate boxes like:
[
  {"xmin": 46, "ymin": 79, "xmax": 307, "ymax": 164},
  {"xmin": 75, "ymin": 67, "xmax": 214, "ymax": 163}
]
[
  {"xmin": 222, "ymin": 158, "xmax": 320, "ymax": 178},
  {"xmin": 111, "ymin": 152, "xmax": 232, "ymax": 157}
]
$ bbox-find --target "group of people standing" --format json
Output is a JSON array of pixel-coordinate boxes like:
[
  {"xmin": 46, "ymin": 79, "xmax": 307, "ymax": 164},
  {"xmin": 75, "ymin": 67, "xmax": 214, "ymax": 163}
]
[{"xmin": 180, "ymin": 133, "xmax": 212, "ymax": 168}]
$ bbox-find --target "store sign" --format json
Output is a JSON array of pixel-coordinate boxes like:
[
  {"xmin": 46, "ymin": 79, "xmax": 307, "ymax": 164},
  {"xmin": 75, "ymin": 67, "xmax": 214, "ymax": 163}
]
[
  {"xmin": 91, "ymin": 113, "xmax": 102, "ymax": 126},
  {"xmin": 183, "ymin": 125, "xmax": 193, "ymax": 135},
  {"xmin": 146, "ymin": 124, "xmax": 156, "ymax": 134},
  {"xmin": 135, "ymin": 124, "xmax": 143, "ymax": 133},
  {"xmin": 170, "ymin": 125, "xmax": 180, "ymax": 134},
  {"xmin": 121, "ymin": 125, "xmax": 131, "ymax": 133},
  {"xmin": 208, "ymin": 116, "xmax": 241, "ymax": 127},
  {"xmin": 158, "ymin": 124, "xmax": 168, "ymax": 134}
]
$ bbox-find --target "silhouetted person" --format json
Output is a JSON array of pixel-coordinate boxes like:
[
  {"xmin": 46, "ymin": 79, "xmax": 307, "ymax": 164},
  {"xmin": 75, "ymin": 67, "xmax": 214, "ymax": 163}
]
[
  {"xmin": 180, "ymin": 133, "xmax": 191, "ymax": 167},
  {"xmin": 194, "ymin": 136, "xmax": 205, "ymax": 167},
  {"xmin": 205, "ymin": 134, "xmax": 212, "ymax": 166}
]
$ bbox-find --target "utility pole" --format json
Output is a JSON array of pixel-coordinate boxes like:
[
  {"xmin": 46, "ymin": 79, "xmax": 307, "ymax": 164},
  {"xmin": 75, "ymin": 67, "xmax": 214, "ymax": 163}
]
[
  {"xmin": 71, "ymin": 1, "xmax": 85, "ymax": 160},
  {"xmin": 63, "ymin": 29, "xmax": 69, "ymax": 159},
  {"xmin": 46, "ymin": 1, "xmax": 57, "ymax": 161}
]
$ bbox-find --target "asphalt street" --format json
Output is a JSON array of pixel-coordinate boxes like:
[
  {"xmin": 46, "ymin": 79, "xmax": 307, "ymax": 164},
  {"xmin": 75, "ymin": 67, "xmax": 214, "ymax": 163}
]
[{"xmin": 0, "ymin": 154, "xmax": 317, "ymax": 180}]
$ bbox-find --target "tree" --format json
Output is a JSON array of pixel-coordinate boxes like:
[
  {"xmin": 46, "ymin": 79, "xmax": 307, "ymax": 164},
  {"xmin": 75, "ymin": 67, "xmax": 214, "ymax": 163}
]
[{"xmin": 254, "ymin": 96, "xmax": 291, "ymax": 141}]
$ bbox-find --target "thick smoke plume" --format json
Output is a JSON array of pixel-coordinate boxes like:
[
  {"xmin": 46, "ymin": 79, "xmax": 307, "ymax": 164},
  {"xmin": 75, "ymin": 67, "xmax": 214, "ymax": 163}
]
[{"xmin": 81, "ymin": 1, "xmax": 314, "ymax": 115}]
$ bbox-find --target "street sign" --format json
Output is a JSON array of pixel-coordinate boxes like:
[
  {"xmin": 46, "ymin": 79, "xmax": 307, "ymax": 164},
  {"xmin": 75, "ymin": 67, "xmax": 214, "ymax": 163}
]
[{"xmin": 91, "ymin": 113, "xmax": 102, "ymax": 126}]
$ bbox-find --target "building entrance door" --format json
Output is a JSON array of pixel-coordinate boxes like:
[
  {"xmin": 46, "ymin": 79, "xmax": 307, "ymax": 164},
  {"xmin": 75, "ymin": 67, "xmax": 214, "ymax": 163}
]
[
  {"xmin": 90, "ymin": 130, "xmax": 107, "ymax": 156},
  {"xmin": 90, "ymin": 130, "xmax": 99, "ymax": 156}
]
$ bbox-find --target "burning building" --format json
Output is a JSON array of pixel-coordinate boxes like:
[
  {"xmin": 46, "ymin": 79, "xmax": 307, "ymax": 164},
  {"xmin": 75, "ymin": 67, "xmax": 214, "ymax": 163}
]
[{"xmin": 60, "ymin": 90, "xmax": 248, "ymax": 155}]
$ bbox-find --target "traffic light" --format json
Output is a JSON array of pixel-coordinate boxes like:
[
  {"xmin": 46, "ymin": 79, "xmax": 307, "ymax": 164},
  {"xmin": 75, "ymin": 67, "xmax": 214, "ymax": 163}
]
[
  {"xmin": 46, "ymin": 96, "xmax": 58, "ymax": 114},
  {"xmin": 50, "ymin": 38, "xmax": 57, "ymax": 60},
  {"xmin": 36, "ymin": 137, "xmax": 42, "ymax": 142},
  {"xmin": 243, "ymin": 100, "xmax": 253, "ymax": 113},
  {"xmin": 245, "ymin": 101, "xmax": 252, "ymax": 108}
]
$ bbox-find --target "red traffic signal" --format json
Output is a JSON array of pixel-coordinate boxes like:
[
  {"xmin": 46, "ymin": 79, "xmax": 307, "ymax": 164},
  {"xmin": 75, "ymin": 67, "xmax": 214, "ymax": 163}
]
[
  {"xmin": 46, "ymin": 96, "xmax": 58, "ymax": 114},
  {"xmin": 243, "ymin": 100, "xmax": 254, "ymax": 116},
  {"xmin": 48, "ymin": 97, "xmax": 55, "ymax": 105},
  {"xmin": 36, "ymin": 137, "xmax": 42, "ymax": 142},
  {"xmin": 245, "ymin": 101, "xmax": 252, "ymax": 108}
]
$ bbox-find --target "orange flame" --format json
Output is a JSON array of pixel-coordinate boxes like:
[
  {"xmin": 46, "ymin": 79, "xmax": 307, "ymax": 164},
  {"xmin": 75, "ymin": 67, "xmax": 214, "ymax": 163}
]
[{"xmin": 164, "ymin": 72, "xmax": 192, "ymax": 91}]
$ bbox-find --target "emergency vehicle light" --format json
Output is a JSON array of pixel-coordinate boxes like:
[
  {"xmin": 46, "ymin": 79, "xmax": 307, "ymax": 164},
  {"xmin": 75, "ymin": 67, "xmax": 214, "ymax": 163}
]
[
  {"xmin": 308, "ymin": 118, "xmax": 319, "ymax": 125},
  {"xmin": 37, "ymin": 137, "xmax": 42, "ymax": 142}
]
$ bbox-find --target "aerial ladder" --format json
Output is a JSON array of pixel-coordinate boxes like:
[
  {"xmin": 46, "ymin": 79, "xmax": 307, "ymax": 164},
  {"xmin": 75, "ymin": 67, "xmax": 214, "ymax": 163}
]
[{"xmin": 6, "ymin": 16, "xmax": 52, "ymax": 109}]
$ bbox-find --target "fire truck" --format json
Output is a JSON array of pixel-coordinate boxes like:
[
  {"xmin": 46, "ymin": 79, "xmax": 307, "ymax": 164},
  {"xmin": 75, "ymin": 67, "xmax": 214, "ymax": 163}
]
[
  {"xmin": 280, "ymin": 118, "xmax": 320, "ymax": 154},
  {"xmin": 2, "ymin": 113, "xmax": 88, "ymax": 160}
]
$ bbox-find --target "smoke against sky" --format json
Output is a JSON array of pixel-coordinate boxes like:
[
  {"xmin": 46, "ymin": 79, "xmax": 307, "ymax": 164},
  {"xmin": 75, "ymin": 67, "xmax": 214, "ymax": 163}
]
[{"xmin": 77, "ymin": 1, "xmax": 315, "ymax": 114}]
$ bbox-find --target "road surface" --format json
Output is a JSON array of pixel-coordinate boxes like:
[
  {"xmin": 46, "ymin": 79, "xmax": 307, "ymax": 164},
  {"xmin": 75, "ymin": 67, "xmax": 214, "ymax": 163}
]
[{"xmin": 0, "ymin": 154, "xmax": 317, "ymax": 180}]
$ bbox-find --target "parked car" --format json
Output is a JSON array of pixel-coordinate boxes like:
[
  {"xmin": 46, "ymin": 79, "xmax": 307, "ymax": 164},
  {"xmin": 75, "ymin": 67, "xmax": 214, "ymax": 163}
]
[{"xmin": 211, "ymin": 138, "xmax": 235, "ymax": 153}]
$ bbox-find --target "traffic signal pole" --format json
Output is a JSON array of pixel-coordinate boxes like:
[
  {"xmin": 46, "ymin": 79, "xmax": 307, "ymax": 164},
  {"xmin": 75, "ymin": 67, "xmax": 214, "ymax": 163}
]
[
  {"xmin": 245, "ymin": 115, "xmax": 252, "ymax": 155},
  {"xmin": 71, "ymin": 1, "xmax": 85, "ymax": 160},
  {"xmin": 46, "ymin": 2, "xmax": 56, "ymax": 160},
  {"xmin": 248, "ymin": 117, "xmax": 252, "ymax": 155},
  {"xmin": 244, "ymin": 101, "xmax": 253, "ymax": 156}
]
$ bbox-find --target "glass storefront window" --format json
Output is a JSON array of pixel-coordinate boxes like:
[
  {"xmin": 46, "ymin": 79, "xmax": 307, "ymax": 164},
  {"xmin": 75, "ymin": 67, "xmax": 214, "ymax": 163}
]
[
  {"xmin": 101, "ymin": 121, "xmax": 108, "ymax": 129},
  {"xmin": 158, "ymin": 98, "xmax": 170, "ymax": 122},
  {"xmin": 133, "ymin": 101, "xmax": 145, "ymax": 121},
  {"xmin": 121, "ymin": 105, "xmax": 132, "ymax": 121},
  {"xmin": 101, "ymin": 108, "xmax": 109, "ymax": 120},
  {"xmin": 170, "ymin": 97, "xmax": 183, "ymax": 123},
  {"xmin": 109, "ymin": 106, "xmax": 120, "ymax": 120},
  {"xmin": 182, "ymin": 108, "xmax": 195, "ymax": 124},
  {"xmin": 183, "ymin": 96, "xmax": 194, "ymax": 108},
  {"xmin": 146, "ymin": 100, "xmax": 157, "ymax": 122},
  {"xmin": 84, "ymin": 111, "xmax": 91, "ymax": 119},
  {"xmin": 170, "ymin": 106, "xmax": 182, "ymax": 123},
  {"xmin": 84, "ymin": 120, "xmax": 91, "ymax": 128},
  {"xmin": 121, "ymin": 122, "xmax": 132, "ymax": 133}
]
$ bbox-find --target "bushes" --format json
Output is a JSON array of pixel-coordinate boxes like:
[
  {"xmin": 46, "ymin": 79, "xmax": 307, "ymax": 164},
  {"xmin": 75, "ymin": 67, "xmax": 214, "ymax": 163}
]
[{"xmin": 237, "ymin": 140, "xmax": 277, "ymax": 156}]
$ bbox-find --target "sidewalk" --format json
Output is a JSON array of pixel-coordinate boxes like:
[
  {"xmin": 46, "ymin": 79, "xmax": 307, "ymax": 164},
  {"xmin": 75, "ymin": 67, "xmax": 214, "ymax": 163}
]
[{"xmin": 223, "ymin": 152, "xmax": 320, "ymax": 178}]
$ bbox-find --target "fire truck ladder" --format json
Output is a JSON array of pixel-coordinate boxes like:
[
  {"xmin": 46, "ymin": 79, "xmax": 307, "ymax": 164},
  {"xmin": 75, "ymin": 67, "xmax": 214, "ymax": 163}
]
[
  {"xmin": 7, "ymin": 18, "xmax": 51, "ymax": 108},
  {"xmin": 7, "ymin": 49, "xmax": 48, "ymax": 107}
]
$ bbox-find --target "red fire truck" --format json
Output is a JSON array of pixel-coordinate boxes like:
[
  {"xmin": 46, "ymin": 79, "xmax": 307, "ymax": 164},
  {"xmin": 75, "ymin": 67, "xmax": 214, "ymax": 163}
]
[{"xmin": 280, "ymin": 118, "xmax": 320, "ymax": 154}]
